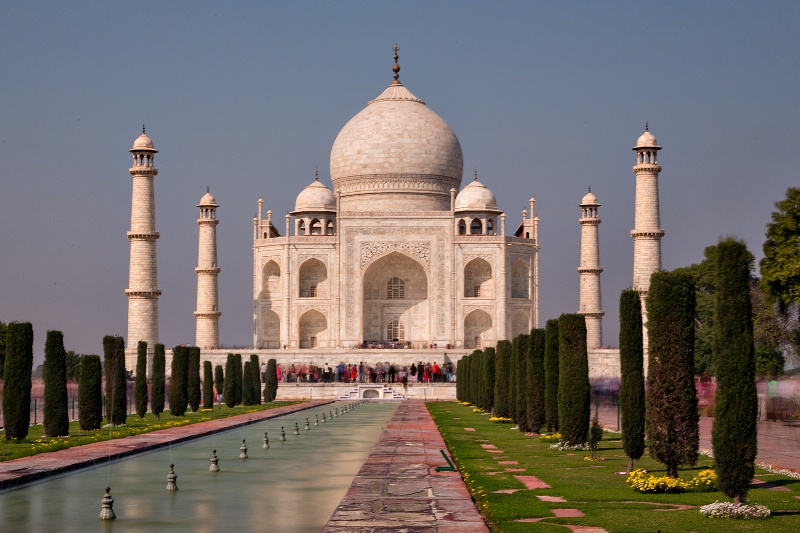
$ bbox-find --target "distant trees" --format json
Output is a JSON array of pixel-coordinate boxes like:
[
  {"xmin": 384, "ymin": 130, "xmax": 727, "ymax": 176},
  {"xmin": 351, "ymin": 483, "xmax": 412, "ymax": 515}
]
[
  {"xmin": 188, "ymin": 347, "xmax": 201, "ymax": 412},
  {"xmin": 3, "ymin": 322, "xmax": 34, "ymax": 440},
  {"xmin": 151, "ymin": 344, "xmax": 166, "ymax": 418},
  {"xmin": 557, "ymin": 314, "xmax": 589, "ymax": 445},
  {"xmin": 264, "ymin": 358, "xmax": 278, "ymax": 403},
  {"xmin": 134, "ymin": 341, "xmax": 148, "ymax": 418},
  {"xmin": 43, "ymin": 330, "xmax": 69, "ymax": 437},
  {"xmin": 712, "ymin": 239, "xmax": 758, "ymax": 504},
  {"xmin": 493, "ymin": 340, "xmax": 512, "ymax": 418},
  {"xmin": 543, "ymin": 319, "xmax": 560, "ymax": 432},
  {"xmin": 203, "ymin": 361, "xmax": 214, "ymax": 409},
  {"xmin": 102, "ymin": 335, "xmax": 127, "ymax": 426},
  {"xmin": 526, "ymin": 328, "xmax": 546, "ymax": 433},
  {"xmin": 645, "ymin": 271, "xmax": 699, "ymax": 478},
  {"xmin": 78, "ymin": 355, "xmax": 103, "ymax": 430},
  {"xmin": 169, "ymin": 345, "xmax": 189, "ymax": 416},
  {"xmin": 761, "ymin": 187, "xmax": 800, "ymax": 311},
  {"xmin": 619, "ymin": 289, "xmax": 645, "ymax": 473}
]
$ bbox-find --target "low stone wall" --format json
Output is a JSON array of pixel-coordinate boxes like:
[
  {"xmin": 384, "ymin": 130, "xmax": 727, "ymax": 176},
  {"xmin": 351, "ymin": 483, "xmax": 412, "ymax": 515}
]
[{"xmin": 276, "ymin": 382, "xmax": 456, "ymax": 401}]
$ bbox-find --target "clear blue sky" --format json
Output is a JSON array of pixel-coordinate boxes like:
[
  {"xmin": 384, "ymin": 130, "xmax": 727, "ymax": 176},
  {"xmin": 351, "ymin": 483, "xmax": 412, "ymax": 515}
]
[{"xmin": 2, "ymin": 1, "xmax": 798, "ymax": 364}]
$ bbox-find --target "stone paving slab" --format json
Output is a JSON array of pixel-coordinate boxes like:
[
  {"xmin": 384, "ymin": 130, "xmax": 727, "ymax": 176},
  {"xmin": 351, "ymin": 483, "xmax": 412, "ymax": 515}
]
[
  {"xmin": 0, "ymin": 400, "xmax": 331, "ymax": 490},
  {"xmin": 322, "ymin": 400, "xmax": 490, "ymax": 532}
]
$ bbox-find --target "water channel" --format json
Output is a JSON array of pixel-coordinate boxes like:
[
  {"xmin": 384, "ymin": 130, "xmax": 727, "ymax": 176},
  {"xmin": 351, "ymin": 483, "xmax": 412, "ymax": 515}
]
[{"xmin": 0, "ymin": 401, "xmax": 400, "ymax": 532}]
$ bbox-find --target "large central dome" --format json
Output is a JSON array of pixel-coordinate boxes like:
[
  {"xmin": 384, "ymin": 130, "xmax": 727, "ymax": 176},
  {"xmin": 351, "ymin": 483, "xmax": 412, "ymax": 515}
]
[{"xmin": 330, "ymin": 70, "xmax": 464, "ymax": 212}]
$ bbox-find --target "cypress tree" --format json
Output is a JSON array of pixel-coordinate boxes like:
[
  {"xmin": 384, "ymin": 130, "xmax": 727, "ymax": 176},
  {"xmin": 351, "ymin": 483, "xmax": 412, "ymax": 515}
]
[
  {"xmin": 233, "ymin": 354, "xmax": 243, "ymax": 406},
  {"xmin": 557, "ymin": 314, "xmax": 590, "ymax": 446},
  {"xmin": 493, "ymin": 340, "xmax": 512, "ymax": 418},
  {"xmin": 214, "ymin": 364, "xmax": 224, "ymax": 405},
  {"xmin": 43, "ymin": 330, "xmax": 69, "ymax": 437},
  {"xmin": 151, "ymin": 344, "xmax": 166, "ymax": 419},
  {"xmin": 509, "ymin": 336, "xmax": 519, "ymax": 423},
  {"xmin": 527, "ymin": 328, "xmax": 546, "ymax": 433},
  {"xmin": 456, "ymin": 358, "xmax": 463, "ymax": 401},
  {"xmin": 471, "ymin": 350, "xmax": 481, "ymax": 406},
  {"xmin": 78, "ymin": 354, "xmax": 103, "ymax": 430},
  {"xmin": 516, "ymin": 334, "xmax": 531, "ymax": 432},
  {"xmin": 0, "ymin": 321, "xmax": 7, "ymax": 380},
  {"xmin": 224, "ymin": 354, "xmax": 236, "ymax": 407},
  {"xmin": 103, "ymin": 335, "xmax": 127, "ymax": 426},
  {"xmin": 264, "ymin": 358, "xmax": 278, "ymax": 402},
  {"xmin": 134, "ymin": 340, "xmax": 148, "ymax": 418},
  {"xmin": 188, "ymin": 346, "xmax": 201, "ymax": 412},
  {"xmin": 482, "ymin": 347, "xmax": 496, "ymax": 412},
  {"xmin": 203, "ymin": 360, "xmax": 214, "ymax": 409},
  {"xmin": 169, "ymin": 346, "xmax": 189, "ymax": 416},
  {"xmin": 646, "ymin": 271, "xmax": 699, "ymax": 478},
  {"xmin": 250, "ymin": 354, "xmax": 261, "ymax": 405},
  {"xmin": 619, "ymin": 289, "xmax": 645, "ymax": 473},
  {"xmin": 4, "ymin": 322, "xmax": 35, "ymax": 440},
  {"xmin": 712, "ymin": 239, "xmax": 758, "ymax": 503},
  {"xmin": 242, "ymin": 361, "xmax": 254, "ymax": 405},
  {"xmin": 544, "ymin": 319, "xmax": 560, "ymax": 432}
]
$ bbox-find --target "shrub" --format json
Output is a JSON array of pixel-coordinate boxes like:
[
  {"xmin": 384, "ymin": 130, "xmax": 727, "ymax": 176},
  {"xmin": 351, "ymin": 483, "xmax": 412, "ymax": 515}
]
[
  {"xmin": 169, "ymin": 346, "xmax": 188, "ymax": 416},
  {"xmin": 264, "ymin": 358, "xmax": 278, "ymax": 402},
  {"xmin": 242, "ymin": 361, "xmax": 254, "ymax": 406},
  {"xmin": 543, "ymin": 319, "xmax": 560, "ymax": 432},
  {"xmin": 619, "ymin": 289, "xmax": 645, "ymax": 472},
  {"xmin": 493, "ymin": 340, "xmax": 512, "ymax": 418},
  {"xmin": 557, "ymin": 314, "xmax": 589, "ymax": 446},
  {"xmin": 250, "ymin": 354, "xmax": 261, "ymax": 405},
  {"xmin": 188, "ymin": 346, "xmax": 201, "ymax": 412},
  {"xmin": 526, "ymin": 328, "xmax": 546, "ymax": 433},
  {"xmin": 102, "ymin": 335, "xmax": 127, "ymax": 426},
  {"xmin": 224, "ymin": 354, "xmax": 236, "ymax": 407},
  {"xmin": 214, "ymin": 364, "xmax": 224, "ymax": 404},
  {"xmin": 203, "ymin": 361, "xmax": 214, "ymax": 409},
  {"xmin": 481, "ymin": 347, "xmax": 496, "ymax": 412},
  {"xmin": 233, "ymin": 354, "xmax": 243, "ymax": 405}
]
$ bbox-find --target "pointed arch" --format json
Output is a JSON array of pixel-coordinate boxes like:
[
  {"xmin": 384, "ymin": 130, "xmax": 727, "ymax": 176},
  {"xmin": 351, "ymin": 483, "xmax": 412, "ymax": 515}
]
[
  {"xmin": 464, "ymin": 258, "xmax": 493, "ymax": 298},
  {"xmin": 261, "ymin": 261, "xmax": 281, "ymax": 299}
]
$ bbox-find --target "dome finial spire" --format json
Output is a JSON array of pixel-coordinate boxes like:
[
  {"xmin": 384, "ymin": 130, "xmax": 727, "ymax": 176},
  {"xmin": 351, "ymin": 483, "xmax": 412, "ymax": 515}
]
[
  {"xmin": 315, "ymin": 166, "xmax": 319, "ymax": 181},
  {"xmin": 474, "ymin": 168, "xmax": 478, "ymax": 181},
  {"xmin": 645, "ymin": 121, "xmax": 649, "ymax": 132},
  {"xmin": 142, "ymin": 123, "xmax": 146, "ymax": 134},
  {"xmin": 392, "ymin": 44, "xmax": 401, "ymax": 83}
]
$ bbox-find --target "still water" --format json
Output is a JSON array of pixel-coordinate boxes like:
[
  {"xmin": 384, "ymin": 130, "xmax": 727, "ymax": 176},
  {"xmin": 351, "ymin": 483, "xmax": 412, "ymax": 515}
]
[{"xmin": 0, "ymin": 401, "xmax": 400, "ymax": 532}]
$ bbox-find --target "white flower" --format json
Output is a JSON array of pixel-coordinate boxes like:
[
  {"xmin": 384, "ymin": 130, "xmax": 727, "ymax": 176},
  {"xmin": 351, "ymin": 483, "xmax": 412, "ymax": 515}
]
[{"xmin": 699, "ymin": 501, "xmax": 771, "ymax": 519}]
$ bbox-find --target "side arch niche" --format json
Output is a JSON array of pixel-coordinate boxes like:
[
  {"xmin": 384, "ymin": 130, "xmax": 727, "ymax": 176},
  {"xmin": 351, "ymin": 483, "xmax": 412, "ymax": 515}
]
[
  {"xmin": 261, "ymin": 260, "xmax": 281, "ymax": 300},
  {"xmin": 464, "ymin": 258, "xmax": 493, "ymax": 298},
  {"xmin": 261, "ymin": 310, "xmax": 280, "ymax": 349},
  {"xmin": 298, "ymin": 309, "xmax": 327, "ymax": 348},
  {"xmin": 299, "ymin": 258, "xmax": 328, "ymax": 298},
  {"xmin": 464, "ymin": 309, "xmax": 492, "ymax": 349},
  {"xmin": 511, "ymin": 258, "xmax": 530, "ymax": 299},
  {"xmin": 362, "ymin": 251, "xmax": 429, "ymax": 345},
  {"xmin": 511, "ymin": 309, "xmax": 529, "ymax": 338}
]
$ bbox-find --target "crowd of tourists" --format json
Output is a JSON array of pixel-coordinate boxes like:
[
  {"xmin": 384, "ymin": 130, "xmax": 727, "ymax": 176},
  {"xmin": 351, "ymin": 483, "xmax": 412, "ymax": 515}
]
[{"xmin": 275, "ymin": 361, "xmax": 455, "ymax": 384}]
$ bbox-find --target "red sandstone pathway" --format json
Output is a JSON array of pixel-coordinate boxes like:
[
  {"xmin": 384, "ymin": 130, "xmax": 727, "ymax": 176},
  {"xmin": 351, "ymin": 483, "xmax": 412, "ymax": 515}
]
[
  {"xmin": 322, "ymin": 400, "xmax": 490, "ymax": 532},
  {"xmin": 0, "ymin": 400, "xmax": 332, "ymax": 490}
]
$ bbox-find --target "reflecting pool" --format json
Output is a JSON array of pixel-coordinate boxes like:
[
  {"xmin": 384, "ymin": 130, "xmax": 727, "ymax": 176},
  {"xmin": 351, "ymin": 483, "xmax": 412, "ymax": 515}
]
[{"xmin": 0, "ymin": 401, "xmax": 400, "ymax": 532}]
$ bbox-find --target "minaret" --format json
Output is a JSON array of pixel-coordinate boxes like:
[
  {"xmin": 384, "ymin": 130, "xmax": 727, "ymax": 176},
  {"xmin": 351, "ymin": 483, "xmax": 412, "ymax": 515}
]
[
  {"xmin": 578, "ymin": 188, "xmax": 604, "ymax": 349},
  {"xmin": 125, "ymin": 127, "xmax": 161, "ymax": 368},
  {"xmin": 195, "ymin": 189, "xmax": 221, "ymax": 349},
  {"xmin": 631, "ymin": 124, "xmax": 664, "ymax": 371}
]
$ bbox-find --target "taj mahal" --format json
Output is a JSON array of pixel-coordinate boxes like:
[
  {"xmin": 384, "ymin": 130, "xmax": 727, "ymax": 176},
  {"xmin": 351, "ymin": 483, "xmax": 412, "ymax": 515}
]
[{"xmin": 123, "ymin": 48, "xmax": 665, "ymax": 384}]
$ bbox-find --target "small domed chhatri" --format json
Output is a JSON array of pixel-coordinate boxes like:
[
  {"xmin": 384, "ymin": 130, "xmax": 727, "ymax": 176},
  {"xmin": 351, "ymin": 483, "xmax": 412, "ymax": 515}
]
[
  {"xmin": 581, "ymin": 188, "xmax": 598, "ymax": 206},
  {"xmin": 634, "ymin": 123, "xmax": 660, "ymax": 150},
  {"xmin": 455, "ymin": 171, "xmax": 500, "ymax": 212},
  {"xmin": 294, "ymin": 172, "xmax": 336, "ymax": 212},
  {"xmin": 198, "ymin": 189, "xmax": 218, "ymax": 207},
  {"xmin": 131, "ymin": 125, "xmax": 157, "ymax": 152}
]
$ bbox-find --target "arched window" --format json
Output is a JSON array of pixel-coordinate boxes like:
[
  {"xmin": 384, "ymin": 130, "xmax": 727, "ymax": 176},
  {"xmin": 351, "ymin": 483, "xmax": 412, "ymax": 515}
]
[
  {"xmin": 310, "ymin": 219, "xmax": 322, "ymax": 235},
  {"xmin": 298, "ymin": 220, "xmax": 306, "ymax": 235},
  {"xmin": 458, "ymin": 220, "xmax": 467, "ymax": 235},
  {"xmin": 470, "ymin": 218, "xmax": 482, "ymax": 235},
  {"xmin": 326, "ymin": 220, "xmax": 335, "ymax": 235},
  {"xmin": 387, "ymin": 277, "xmax": 405, "ymax": 299},
  {"xmin": 487, "ymin": 218, "xmax": 494, "ymax": 235},
  {"xmin": 386, "ymin": 319, "xmax": 405, "ymax": 342}
]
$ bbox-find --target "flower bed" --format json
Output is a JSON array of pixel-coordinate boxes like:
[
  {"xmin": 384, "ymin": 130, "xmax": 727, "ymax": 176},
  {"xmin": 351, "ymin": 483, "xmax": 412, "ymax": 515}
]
[
  {"xmin": 699, "ymin": 501, "xmax": 771, "ymax": 519},
  {"xmin": 626, "ymin": 468, "xmax": 717, "ymax": 494}
]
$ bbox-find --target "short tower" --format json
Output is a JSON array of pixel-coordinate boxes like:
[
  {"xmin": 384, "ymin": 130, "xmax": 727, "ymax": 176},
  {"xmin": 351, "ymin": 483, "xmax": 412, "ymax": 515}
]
[
  {"xmin": 578, "ymin": 188, "xmax": 604, "ymax": 349},
  {"xmin": 125, "ymin": 127, "xmax": 161, "ymax": 367},
  {"xmin": 631, "ymin": 125, "xmax": 664, "ymax": 372},
  {"xmin": 195, "ymin": 189, "xmax": 221, "ymax": 348}
]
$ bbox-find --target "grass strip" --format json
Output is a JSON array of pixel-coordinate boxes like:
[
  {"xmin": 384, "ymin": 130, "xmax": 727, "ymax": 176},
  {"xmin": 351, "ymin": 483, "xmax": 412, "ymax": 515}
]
[
  {"xmin": 429, "ymin": 401, "xmax": 800, "ymax": 532},
  {"xmin": 0, "ymin": 402, "xmax": 299, "ymax": 461}
]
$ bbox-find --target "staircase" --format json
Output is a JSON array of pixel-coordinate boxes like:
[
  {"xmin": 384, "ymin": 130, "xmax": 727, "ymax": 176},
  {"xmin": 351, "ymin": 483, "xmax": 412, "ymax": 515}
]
[{"xmin": 338, "ymin": 383, "xmax": 405, "ymax": 400}]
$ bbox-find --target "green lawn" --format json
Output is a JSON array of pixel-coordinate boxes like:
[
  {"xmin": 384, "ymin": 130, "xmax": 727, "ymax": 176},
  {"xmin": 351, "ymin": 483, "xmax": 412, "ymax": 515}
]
[
  {"xmin": 0, "ymin": 402, "xmax": 298, "ymax": 462},
  {"xmin": 429, "ymin": 402, "xmax": 800, "ymax": 532}
]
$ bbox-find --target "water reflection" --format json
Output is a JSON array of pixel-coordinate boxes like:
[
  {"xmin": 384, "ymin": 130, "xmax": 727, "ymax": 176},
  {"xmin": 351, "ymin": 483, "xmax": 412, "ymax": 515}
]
[{"xmin": 0, "ymin": 401, "xmax": 399, "ymax": 532}]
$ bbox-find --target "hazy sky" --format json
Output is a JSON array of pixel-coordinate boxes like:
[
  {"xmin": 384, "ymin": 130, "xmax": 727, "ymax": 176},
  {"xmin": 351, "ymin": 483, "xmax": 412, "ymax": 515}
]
[{"xmin": 2, "ymin": 1, "xmax": 798, "ymax": 364}]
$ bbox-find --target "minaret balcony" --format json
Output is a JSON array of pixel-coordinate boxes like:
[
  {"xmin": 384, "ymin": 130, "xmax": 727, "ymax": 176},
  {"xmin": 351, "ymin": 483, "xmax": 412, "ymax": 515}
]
[
  {"xmin": 127, "ymin": 231, "xmax": 160, "ymax": 240},
  {"xmin": 630, "ymin": 229, "xmax": 665, "ymax": 239},
  {"xmin": 195, "ymin": 267, "xmax": 221, "ymax": 274},
  {"xmin": 632, "ymin": 163, "xmax": 662, "ymax": 173},
  {"xmin": 125, "ymin": 289, "xmax": 162, "ymax": 297}
]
